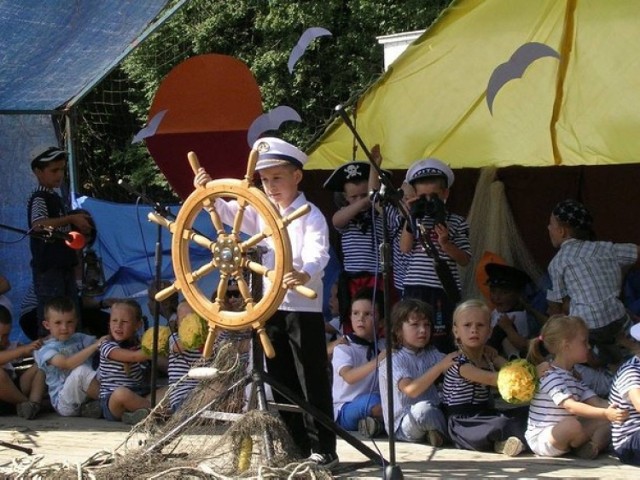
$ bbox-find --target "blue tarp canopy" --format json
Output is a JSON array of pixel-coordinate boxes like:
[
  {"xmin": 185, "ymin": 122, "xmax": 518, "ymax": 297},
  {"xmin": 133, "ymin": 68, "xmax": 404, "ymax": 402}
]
[
  {"xmin": 0, "ymin": 0, "xmax": 170, "ymax": 111},
  {"xmin": 0, "ymin": 1, "xmax": 174, "ymax": 340}
]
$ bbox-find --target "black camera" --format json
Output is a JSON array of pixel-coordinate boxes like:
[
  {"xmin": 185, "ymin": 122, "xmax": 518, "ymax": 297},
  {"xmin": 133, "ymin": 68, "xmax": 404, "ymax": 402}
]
[{"xmin": 410, "ymin": 194, "xmax": 447, "ymax": 226}]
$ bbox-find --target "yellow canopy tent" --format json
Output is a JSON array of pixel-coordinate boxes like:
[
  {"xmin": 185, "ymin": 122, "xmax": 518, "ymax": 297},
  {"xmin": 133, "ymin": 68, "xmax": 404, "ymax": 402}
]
[
  {"xmin": 303, "ymin": 0, "xmax": 640, "ymax": 295},
  {"xmin": 307, "ymin": 0, "xmax": 640, "ymax": 170}
]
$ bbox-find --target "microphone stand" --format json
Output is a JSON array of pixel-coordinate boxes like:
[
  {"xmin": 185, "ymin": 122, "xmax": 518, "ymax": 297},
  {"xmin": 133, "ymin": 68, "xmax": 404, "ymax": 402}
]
[
  {"xmin": 0, "ymin": 222, "xmax": 43, "ymax": 238},
  {"xmin": 335, "ymin": 104, "xmax": 407, "ymax": 480},
  {"xmin": 118, "ymin": 180, "xmax": 175, "ymax": 407}
]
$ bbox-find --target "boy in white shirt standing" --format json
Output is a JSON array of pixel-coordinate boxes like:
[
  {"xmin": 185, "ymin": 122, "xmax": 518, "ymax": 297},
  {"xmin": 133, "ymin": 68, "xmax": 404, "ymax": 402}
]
[{"xmin": 194, "ymin": 137, "xmax": 337, "ymax": 468}]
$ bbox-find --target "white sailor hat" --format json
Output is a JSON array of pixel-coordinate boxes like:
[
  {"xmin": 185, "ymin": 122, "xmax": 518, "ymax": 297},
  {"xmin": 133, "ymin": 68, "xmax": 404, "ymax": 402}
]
[
  {"xmin": 323, "ymin": 161, "xmax": 370, "ymax": 191},
  {"xmin": 252, "ymin": 137, "xmax": 307, "ymax": 171},
  {"xmin": 405, "ymin": 158, "xmax": 454, "ymax": 188},
  {"xmin": 30, "ymin": 145, "xmax": 67, "ymax": 169}
]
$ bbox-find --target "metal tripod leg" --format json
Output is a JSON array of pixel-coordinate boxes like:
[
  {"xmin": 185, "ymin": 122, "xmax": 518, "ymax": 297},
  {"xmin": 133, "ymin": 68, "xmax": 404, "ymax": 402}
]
[
  {"xmin": 145, "ymin": 372, "xmax": 249, "ymax": 454},
  {"xmin": 146, "ymin": 331, "xmax": 385, "ymax": 469},
  {"xmin": 146, "ymin": 339, "xmax": 274, "ymax": 460},
  {"xmin": 248, "ymin": 323, "xmax": 385, "ymax": 467},
  {"xmin": 254, "ymin": 368, "xmax": 385, "ymax": 466},
  {"xmin": 247, "ymin": 365, "xmax": 275, "ymax": 461},
  {"xmin": 0, "ymin": 440, "xmax": 33, "ymax": 455}
]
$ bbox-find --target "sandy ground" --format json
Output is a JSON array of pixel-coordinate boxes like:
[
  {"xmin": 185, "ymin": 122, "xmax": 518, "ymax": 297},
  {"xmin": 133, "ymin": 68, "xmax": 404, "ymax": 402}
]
[{"xmin": 1, "ymin": 413, "xmax": 638, "ymax": 478}]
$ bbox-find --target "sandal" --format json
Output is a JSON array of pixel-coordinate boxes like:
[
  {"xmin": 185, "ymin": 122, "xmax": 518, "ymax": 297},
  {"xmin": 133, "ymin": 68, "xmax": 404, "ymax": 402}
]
[
  {"xmin": 16, "ymin": 401, "xmax": 41, "ymax": 420},
  {"xmin": 574, "ymin": 441, "xmax": 599, "ymax": 460}
]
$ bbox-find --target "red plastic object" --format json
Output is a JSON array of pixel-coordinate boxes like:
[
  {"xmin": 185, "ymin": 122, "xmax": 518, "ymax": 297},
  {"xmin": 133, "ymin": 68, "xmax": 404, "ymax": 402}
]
[{"xmin": 66, "ymin": 231, "xmax": 86, "ymax": 250}]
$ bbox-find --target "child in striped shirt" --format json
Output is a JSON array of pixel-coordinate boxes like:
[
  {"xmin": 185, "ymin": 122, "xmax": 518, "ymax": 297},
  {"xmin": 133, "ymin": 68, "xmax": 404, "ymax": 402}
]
[
  {"xmin": 442, "ymin": 300, "xmax": 527, "ymax": 456},
  {"xmin": 526, "ymin": 315, "xmax": 628, "ymax": 459},
  {"xmin": 399, "ymin": 159, "xmax": 471, "ymax": 353},
  {"xmin": 323, "ymin": 150, "xmax": 385, "ymax": 334},
  {"xmin": 99, "ymin": 299, "xmax": 165, "ymax": 424},
  {"xmin": 167, "ymin": 300, "xmax": 201, "ymax": 411},
  {"xmin": 608, "ymin": 322, "xmax": 640, "ymax": 465}
]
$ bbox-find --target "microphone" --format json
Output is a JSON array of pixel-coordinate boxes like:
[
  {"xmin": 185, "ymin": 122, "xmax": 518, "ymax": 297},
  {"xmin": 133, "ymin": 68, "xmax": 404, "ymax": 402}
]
[
  {"xmin": 117, "ymin": 178, "xmax": 160, "ymax": 208},
  {"xmin": 117, "ymin": 178, "xmax": 133, "ymax": 191},
  {"xmin": 38, "ymin": 227, "xmax": 86, "ymax": 250},
  {"xmin": 118, "ymin": 178, "xmax": 150, "ymax": 203},
  {"xmin": 118, "ymin": 179, "xmax": 174, "ymax": 219}
]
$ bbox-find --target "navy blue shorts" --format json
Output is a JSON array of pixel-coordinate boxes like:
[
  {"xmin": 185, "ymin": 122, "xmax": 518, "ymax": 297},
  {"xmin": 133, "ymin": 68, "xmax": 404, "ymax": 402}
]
[{"xmin": 100, "ymin": 386, "xmax": 151, "ymax": 421}]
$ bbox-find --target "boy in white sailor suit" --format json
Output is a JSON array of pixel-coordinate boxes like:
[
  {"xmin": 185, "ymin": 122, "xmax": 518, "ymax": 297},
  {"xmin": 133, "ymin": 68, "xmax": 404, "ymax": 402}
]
[{"xmin": 194, "ymin": 137, "xmax": 338, "ymax": 469}]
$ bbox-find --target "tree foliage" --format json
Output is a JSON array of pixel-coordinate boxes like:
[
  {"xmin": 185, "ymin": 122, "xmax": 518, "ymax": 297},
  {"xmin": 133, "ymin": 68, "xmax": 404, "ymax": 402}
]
[{"xmin": 77, "ymin": 0, "xmax": 449, "ymax": 201}]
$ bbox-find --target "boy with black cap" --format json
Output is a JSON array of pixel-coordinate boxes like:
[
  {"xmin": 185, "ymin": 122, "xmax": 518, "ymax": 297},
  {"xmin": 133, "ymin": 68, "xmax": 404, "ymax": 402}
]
[
  {"xmin": 399, "ymin": 158, "xmax": 471, "ymax": 353},
  {"xmin": 323, "ymin": 149, "xmax": 396, "ymax": 333},
  {"xmin": 324, "ymin": 159, "xmax": 379, "ymax": 287},
  {"xmin": 194, "ymin": 137, "xmax": 338, "ymax": 468},
  {"xmin": 28, "ymin": 146, "xmax": 92, "ymax": 337},
  {"xmin": 547, "ymin": 199, "xmax": 640, "ymax": 363},
  {"xmin": 485, "ymin": 263, "xmax": 542, "ymax": 359}
]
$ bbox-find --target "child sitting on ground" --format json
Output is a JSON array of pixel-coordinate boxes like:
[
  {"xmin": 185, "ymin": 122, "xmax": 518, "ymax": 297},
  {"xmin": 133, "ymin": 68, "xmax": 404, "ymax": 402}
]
[
  {"xmin": 442, "ymin": 300, "xmax": 528, "ymax": 456},
  {"xmin": 332, "ymin": 288, "xmax": 386, "ymax": 437},
  {"xmin": 99, "ymin": 299, "xmax": 166, "ymax": 424},
  {"xmin": 35, "ymin": 297, "xmax": 106, "ymax": 418},
  {"xmin": 485, "ymin": 263, "xmax": 544, "ymax": 359},
  {"xmin": 214, "ymin": 278, "xmax": 252, "ymax": 367},
  {"xmin": 526, "ymin": 315, "xmax": 628, "ymax": 459},
  {"xmin": 379, "ymin": 298, "xmax": 456, "ymax": 446},
  {"xmin": 609, "ymin": 322, "xmax": 640, "ymax": 465},
  {"xmin": 544, "ymin": 292, "xmax": 614, "ymax": 398},
  {"xmin": 168, "ymin": 300, "xmax": 201, "ymax": 412},
  {"xmin": 0, "ymin": 305, "xmax": 46, "ymax": 419}
]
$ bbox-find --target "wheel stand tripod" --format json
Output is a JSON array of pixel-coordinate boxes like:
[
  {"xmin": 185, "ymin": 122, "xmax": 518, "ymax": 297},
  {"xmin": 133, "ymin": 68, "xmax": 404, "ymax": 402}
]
[{"xmin": 146, "ymin": 332, "xmax": 386, "ymax": 471}]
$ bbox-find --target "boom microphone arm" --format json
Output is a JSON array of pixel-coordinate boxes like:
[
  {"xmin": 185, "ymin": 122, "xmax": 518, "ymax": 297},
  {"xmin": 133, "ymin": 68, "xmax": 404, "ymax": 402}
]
[
  {"xmin": 334, "ymin": 104, "xmax": 412, "ymax": 226},
  {"xmin": 0, "ymin": 222, "xmax": 85, "ymax": 250}
]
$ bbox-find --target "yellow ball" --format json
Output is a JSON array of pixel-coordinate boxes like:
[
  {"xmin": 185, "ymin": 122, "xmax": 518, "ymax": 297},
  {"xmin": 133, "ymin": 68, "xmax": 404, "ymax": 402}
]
[
  {"xmin": 178, "ymin": 313, "xmax": 208, "ymax": 350},
  {"xmin": 140, "ymin": 326, "xmax": 171, "ymax": 356},
  {"xmin": 497, "ymin": 359, "xmax": 538, "ymax": 404}
]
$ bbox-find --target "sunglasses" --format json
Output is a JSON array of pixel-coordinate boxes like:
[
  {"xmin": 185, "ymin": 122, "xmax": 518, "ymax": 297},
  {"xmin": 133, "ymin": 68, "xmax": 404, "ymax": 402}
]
[{"xmin": 226, "ymin": 290, "xmax": 241, "ymax": 299}]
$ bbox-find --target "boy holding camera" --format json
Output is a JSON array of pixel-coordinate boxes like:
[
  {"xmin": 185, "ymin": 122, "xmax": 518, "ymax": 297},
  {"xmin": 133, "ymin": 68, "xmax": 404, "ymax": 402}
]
[{"xmin": 399, "ymin": 159, "xmax": 471, "ymax": 353}]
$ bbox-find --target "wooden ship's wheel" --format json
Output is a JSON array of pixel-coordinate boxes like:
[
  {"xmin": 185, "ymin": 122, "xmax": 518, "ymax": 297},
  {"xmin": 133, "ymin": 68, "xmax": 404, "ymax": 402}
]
[{"xmin": 148, "ymin": 150, "xmax": 316, "ymax": 358}]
